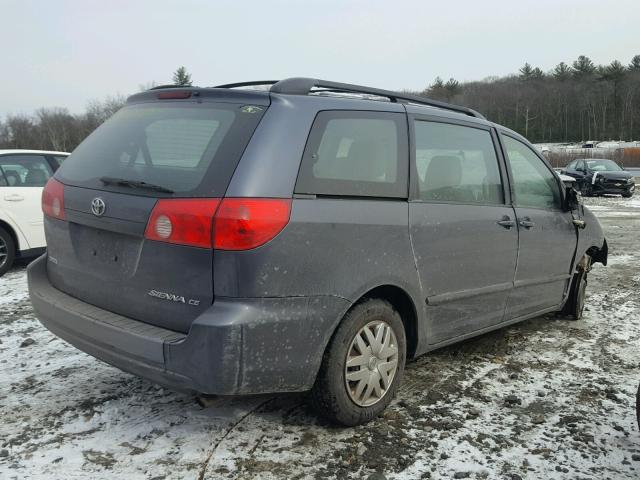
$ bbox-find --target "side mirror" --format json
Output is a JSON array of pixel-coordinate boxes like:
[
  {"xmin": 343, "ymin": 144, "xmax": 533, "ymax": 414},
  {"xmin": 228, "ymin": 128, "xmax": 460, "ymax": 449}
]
[
  {"xmin": 564, "ymin": 185, "xmax": 580, "ymax": 211},
  {"xmin": 558, "ymin": 173, "xmax": 577, "ymax": 188}
]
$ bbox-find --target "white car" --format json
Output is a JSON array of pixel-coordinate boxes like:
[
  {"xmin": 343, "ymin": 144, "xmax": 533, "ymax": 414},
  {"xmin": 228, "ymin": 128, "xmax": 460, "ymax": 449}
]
[{"xmin": 0, "ymin": 149, "xmax": 69, "ymax": 276}]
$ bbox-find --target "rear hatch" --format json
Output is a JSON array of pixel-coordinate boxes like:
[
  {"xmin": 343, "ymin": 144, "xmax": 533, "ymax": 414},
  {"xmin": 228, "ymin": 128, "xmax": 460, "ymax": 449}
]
[{"xmin": 45, "ymin": 90, "xmax": 268, "ymax": 332}]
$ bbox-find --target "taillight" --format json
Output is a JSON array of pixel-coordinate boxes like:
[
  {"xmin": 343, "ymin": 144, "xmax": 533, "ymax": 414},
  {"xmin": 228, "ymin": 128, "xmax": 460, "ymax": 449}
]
[
  {"xmin": 145, "ymin": 199, "xmax": 220, "ymax": 248},
  {"xmin": 213, "ymin": 198, "xmax": 291, "ymax": 250},
  {"xmin": 144, "ymin": 198, "xmax": 291, "ymax": 250},
  {"xmin": 42, "ymin": 178, "xmax": 66, "ymax": 220}
]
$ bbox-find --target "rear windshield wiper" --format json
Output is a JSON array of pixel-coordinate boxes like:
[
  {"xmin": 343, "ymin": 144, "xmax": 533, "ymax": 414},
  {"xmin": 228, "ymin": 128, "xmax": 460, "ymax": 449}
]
[{"xmin": 100, "ymin": 176, "xmax": 174, "ymax": 194}]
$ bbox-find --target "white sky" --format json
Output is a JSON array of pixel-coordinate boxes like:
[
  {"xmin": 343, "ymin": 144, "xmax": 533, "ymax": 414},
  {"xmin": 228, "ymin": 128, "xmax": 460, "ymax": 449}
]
[{"xmin": 1, "ymin": 0, "xmax": 639, "ymax": 117}]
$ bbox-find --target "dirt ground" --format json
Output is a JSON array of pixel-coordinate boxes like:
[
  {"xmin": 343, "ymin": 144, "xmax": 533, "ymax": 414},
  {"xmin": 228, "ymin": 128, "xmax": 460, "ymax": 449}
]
[{"xmin": 1, "ymin": 196, "xmax": 639, "ymax": 480}]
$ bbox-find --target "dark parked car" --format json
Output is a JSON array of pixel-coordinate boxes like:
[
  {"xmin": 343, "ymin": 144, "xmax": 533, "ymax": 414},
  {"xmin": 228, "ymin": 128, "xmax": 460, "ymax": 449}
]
[
  {"xmin": 28, "ymin": 78, "xmax": 608, "ymax": 425},
  {"xmin": 563, "ymin": 158, "xmax": 635, "ymax": 197}
]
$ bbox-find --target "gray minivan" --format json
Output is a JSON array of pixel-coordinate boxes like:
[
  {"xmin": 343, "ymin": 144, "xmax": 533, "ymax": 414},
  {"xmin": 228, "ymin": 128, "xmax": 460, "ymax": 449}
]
[{"xmin": 28, "ymin": 78, "xmax": 607, "ymax": 425}]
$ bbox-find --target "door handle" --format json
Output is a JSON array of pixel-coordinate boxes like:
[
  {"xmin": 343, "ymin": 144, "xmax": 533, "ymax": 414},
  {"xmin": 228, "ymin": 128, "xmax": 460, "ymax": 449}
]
[
  {"xmin": 497, "ymin": 216, "xmax": 515, "ymax": 229},
  {"xmin": 519, "ymin": 217, "xmax": 535, "ymax": 229},
  {"xmin": 4, "ymin": 194, "xmax": 24, "ymax": 202}
]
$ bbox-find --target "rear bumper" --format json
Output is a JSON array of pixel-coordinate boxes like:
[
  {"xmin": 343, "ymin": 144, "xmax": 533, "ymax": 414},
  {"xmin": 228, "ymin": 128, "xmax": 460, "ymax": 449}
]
[{"xmin": 28, "ymin": 255, "xmax": 350, "ymax": 395}]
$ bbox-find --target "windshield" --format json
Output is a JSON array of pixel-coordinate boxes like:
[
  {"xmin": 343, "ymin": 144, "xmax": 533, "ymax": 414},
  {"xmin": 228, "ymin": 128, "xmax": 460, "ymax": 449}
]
[
  {"xmin": 585, "ymin": 159, "xmax": 623, "ymax": 172},
  {"xmin": 56, "ymin": 102, "xmax": 265, "ymax": 196}
]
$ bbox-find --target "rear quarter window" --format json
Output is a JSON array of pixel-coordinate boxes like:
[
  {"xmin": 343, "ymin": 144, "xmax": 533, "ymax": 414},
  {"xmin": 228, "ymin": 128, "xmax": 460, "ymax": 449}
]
[{"xmin": 295, "ymin": 111, "xmax": 408, "ymax": 198}]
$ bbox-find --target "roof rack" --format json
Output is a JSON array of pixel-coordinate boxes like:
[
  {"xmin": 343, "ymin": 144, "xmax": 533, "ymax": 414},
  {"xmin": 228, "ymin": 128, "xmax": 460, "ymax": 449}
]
[
  {"xmin": 148, "ymin": 84, "xmax": 192, "ymax": 90},
  {"xmin": 212, "ymin": 77, "xmax": 485, "ymax": 119},
  {"xmin": 270, "ymin": 77, "xmax": 485, "ymax": 119},
  {"xmin": 213, "ymin": 80, "xmax": 279, "ymax": 89}
]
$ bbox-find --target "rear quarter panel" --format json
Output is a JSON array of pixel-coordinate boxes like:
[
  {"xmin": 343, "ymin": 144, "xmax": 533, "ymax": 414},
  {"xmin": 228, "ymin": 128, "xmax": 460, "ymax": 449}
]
[{"xmin": 213, "ymin": 198, "xmax": 420, "ymax": 302}]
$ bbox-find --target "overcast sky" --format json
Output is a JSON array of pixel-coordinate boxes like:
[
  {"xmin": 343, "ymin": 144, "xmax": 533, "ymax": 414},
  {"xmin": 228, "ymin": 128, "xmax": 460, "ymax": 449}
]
[{"xmin": 1, "ymin": 0, "xmax": 638, "ymax": 117}]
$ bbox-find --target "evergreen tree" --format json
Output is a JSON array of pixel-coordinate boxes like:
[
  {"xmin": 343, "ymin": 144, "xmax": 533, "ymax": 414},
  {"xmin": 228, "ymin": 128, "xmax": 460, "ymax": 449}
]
[
  {"xmin": 519, "ymin": 63, "xmax": 534, "ymax": 79},
  {"xmin": 603, "ymin": 60, "xmax": 626, "ymax": 81},
  {"xmin": 572, "ymin": 55, "xmax": 596, "ymax": 77},
  {"xmin": 531, "ymin": 67, "xmax": 545, "ymax": 79},
  {"xmin": 172, "ymin": 66, "xmax": 193, "ymax": 86},
  {"xmin": 629, "ymin": 55, "xmax": 640, "ymax": 72},
  {"xmin": 553, "ymin": 62, "xmax": 572, "ymax": 81},
  {"xmin": 444, "ymin": 78, "xmax": 461, "ymax": 98},
  {"xmin": 424, "ymin": 77, "xmax": 448, "ymax": 100}
]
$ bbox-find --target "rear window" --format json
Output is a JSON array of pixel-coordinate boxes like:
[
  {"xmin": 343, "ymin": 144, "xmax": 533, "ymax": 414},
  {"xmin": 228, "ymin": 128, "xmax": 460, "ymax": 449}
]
[{"xmin": 56, "ymin": 102, "xmax": 265, "ymax": 196}]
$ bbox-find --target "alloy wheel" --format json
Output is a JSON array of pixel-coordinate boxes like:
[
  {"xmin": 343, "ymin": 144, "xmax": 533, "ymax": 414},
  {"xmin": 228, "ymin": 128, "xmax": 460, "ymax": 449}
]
[{"xmin": 0, "ymin": 236, "xmax": 7, "ymax": 268}]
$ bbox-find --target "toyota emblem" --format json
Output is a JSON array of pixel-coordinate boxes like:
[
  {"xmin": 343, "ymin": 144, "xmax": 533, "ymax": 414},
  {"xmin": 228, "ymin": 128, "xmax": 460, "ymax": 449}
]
[{"xmin": 91, "ymin": 197, "xmax": 106, "ymax": 217}]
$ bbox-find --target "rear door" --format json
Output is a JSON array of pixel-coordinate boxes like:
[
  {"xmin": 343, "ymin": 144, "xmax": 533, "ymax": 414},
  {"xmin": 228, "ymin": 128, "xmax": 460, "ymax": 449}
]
[
  {"xmin": 500, "ymin": 134, "xmax": 577, "ymax": 318},
  {"xmin": 47, "ymin": 99, "xmax": 266, "ymax": 332},
  {"xmin": 0, "ymin": 154, "xmax": 53, "ymax": 249},
  {"xmin": 408, "ymin": 116, "xmax": 518, "ymax": 344},
  {"xmin": 288, "ymin": 108, "xmax": 419, "ymax": 307}
]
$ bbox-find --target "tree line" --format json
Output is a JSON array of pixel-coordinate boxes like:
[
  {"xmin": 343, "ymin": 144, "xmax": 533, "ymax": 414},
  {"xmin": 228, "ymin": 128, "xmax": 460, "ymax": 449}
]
[
  {"xmin": 418, "ymin": 55, "xmax": 640, "ymax": 143},
  {"xmin": 2, "ymin": 59, "xmax": 640, "ymax": 153},
  {"xmin": 0, "ymin": 67, "xmax": 192, "ymax": 153}
]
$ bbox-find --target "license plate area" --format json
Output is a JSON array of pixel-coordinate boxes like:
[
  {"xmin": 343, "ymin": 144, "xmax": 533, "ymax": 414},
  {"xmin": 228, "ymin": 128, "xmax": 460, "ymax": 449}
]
[{"xmin": 68, "ymin": 223, "xmax": 142, "ymax": 276}]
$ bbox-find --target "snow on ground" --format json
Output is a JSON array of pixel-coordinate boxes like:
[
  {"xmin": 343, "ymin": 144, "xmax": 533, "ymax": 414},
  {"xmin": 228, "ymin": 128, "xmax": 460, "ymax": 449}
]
[{"xmin": 1, "ymin": 196, "xmax": 640, "ymax": 479}]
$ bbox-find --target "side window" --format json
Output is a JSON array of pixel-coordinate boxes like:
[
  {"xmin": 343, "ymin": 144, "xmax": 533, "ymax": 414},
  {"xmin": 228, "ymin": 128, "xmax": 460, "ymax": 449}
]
[
  {"xmin": 0, "ymin": 155, "xmax": 53, "ymax": 187},
  {"xmin": 503, "ymin": 136, "xmax": 561, "ymax": 209},
  {"xmin": 414, "ymin": 121, "xmax": 503, "ymax": 204},
  {"xmin": 295, "ymin": 111, "xmax": 407, "ymax": 198},
  {"xmin": 566, "ymin": 160, "xmax": 577, "ymax": 170}
]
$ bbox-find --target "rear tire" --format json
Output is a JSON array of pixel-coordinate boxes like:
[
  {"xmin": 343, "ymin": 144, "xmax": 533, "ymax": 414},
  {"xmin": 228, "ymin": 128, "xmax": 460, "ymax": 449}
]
[
  {"xmin": 311, "ymin": 299, "xmax": 406, "ymax": 426},
  {"xmin": 0, "ymin": 227, "xmax": 16, "ymax": 277},
  {"xmin": 561, "ymin": 267, "xmax": 588, "ymax": 320}
]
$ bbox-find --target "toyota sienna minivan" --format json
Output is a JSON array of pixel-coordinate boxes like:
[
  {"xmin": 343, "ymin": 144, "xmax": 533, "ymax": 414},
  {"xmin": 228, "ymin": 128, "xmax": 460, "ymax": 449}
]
[{"xmin": 28, "ymin": 78, "xmax": 607, "ymax": 425}]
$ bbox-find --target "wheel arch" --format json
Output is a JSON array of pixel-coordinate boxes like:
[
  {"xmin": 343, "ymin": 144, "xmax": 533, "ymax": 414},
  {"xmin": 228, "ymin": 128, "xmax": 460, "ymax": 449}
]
[{"xmin": 352, "ymin": 284, "xmax": 420, "ymax": 359}]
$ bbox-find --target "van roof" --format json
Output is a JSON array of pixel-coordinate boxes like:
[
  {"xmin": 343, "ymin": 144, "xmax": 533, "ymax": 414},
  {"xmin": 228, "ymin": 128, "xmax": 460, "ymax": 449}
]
[{"xmin": 129, "ymin": 77, "xmax": 488, "ymax": 123}]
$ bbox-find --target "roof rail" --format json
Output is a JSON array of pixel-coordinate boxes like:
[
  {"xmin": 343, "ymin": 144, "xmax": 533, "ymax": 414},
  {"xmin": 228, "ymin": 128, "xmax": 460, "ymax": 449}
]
[
  {"xmin": 269, "ymin": 77, "xmax": 485, "ymax": 119},
  {"xmin": 213, "ymin": 80, "xmax": 279, "ymax": 89},
  {"xmin": 148, "ymin": 84, "xmax": 192, "ymax": 90}
]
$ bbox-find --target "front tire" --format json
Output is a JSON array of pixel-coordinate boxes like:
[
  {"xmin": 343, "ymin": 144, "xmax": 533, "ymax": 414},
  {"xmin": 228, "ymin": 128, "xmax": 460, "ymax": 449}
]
[
  {"xmin": 561, "ymin": 267, "xmax": 588, "ymax": 320},
  {"xmin": 622, "ymin": 192, "xmax": 633, "ymax": 198},
  {"xmin": 636, "ymin": 383, "xmax": 640, "ymax": 430},
  {"xmin": 311, "ymin": 299, "xmax": 406, "ymax": 426},
  {"xmin": 0, "ymin": 227, "xmax": 16, "ymax": 277}
]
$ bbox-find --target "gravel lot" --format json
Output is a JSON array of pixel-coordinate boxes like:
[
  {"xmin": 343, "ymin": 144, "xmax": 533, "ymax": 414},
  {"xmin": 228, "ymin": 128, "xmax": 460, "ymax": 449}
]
[{"xmin": 1, "ymin": 196, "xmax": 639, "ymax": 480}]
